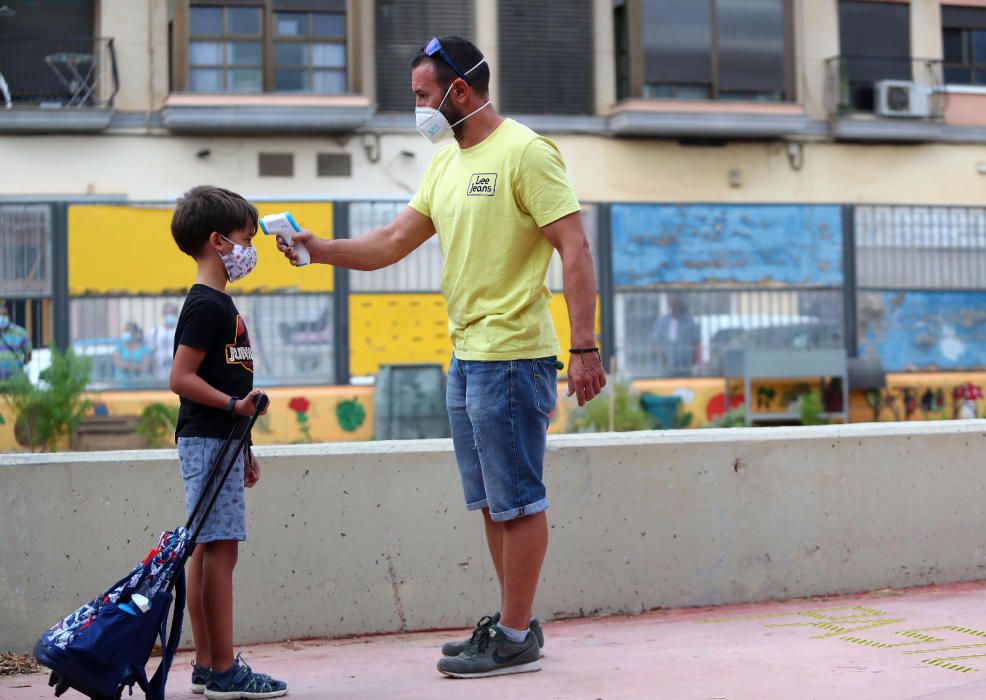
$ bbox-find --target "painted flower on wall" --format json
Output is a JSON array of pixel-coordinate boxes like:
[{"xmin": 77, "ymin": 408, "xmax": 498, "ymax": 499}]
[
  {"xmin": 954, "ymin": 382, "xmax": 983, "ymax": 420},
  {"xmin": 336, "ymin": 398, "xmax": 366, "ymax": 433},
  {"xmin": 289, "ymin": 396, "xmax": 312, "ymax": 442}
]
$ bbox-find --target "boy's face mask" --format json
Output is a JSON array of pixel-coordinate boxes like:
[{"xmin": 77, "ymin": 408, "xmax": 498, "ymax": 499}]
[
  {"xmin": 415, "ymin": 58, "xmax": 490, "ymax": 144},
  {"xmin": 0, "ymin": 314, "xmax": 8, "ymax": 329},
  {"xmin": 218, "ymin": 235, "xmax": 257, "ymax": 283}
]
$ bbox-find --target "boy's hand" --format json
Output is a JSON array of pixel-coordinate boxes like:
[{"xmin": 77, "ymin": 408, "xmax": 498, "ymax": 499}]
[
  {"xmin": 245, "ymin": 449, "xmax": 260, "ymax": 488},
  {"xmin": 276, "ymin": 229, "xmax": 321, "ymax": 266},
  {"xmin": 235, "ymin": 388, "xmax": 268, "ymax": 417}
]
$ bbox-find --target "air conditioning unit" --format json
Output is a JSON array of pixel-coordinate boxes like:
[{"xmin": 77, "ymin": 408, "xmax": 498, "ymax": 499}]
[{"xmin": 875, "ymin": 80, "xmax": 931, "ymax": 118}]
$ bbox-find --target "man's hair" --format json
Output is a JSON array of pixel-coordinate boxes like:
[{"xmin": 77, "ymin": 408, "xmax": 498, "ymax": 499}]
[
  {"xmin": 411, "ymin": 35, "xmax": 490, "ymax": 96},
  {"xmin": 171, "ymin": 186, "xmax": 258, "ymax": 257}
]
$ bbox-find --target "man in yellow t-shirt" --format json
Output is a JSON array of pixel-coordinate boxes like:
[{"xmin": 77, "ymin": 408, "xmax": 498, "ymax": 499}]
[{"xmin": 278, "ymin": 35, "xmax": 606, "ymax": 679}]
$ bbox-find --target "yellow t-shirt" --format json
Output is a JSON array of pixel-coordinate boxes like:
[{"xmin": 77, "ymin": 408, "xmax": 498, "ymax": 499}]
[{"xmin": 409, "ymin": 118, "xmax": 580, "ymax": 360}]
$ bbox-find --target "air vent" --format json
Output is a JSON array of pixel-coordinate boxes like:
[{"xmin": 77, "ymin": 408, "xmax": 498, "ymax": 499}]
[
  {"xmin": 317, "ymin": 152, "xmax": 352, "ymax": 177},
  {"xmin": 258, "ymin": 153, "xmax": 294, "ymax": 177}
]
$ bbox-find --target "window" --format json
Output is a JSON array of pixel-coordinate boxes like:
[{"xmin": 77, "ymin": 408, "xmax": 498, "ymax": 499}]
[
  {"xmin": 942, "ymin": 6, "xmax": 986, "ymax": 86},
  {"xmin": 620, "ymin": 0, "xmax": 790, "ymax": 102},
  {"xmin": 374, "ymin": 0, "xmax": 474, "ymax": 112},
  {"xmin": 838, "ymin": 1, "xmax": 911, "ymax": 112},
  {"xmin": 498, "ymin": 0, "xmax": 594, "ymax": 115},
  {"xmin": 178, "ymin": 1, "xmax": 347, "ymax": 94}
]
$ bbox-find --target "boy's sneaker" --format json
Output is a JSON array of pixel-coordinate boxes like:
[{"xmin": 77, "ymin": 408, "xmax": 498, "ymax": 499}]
[
  {"xmin": 204, "ymin": 654, "xmax": 288, "ymax": 699},
  {"xmin": 437, "ymin": 625, "xmax": 542, "ymax": 679},
  {"xmin": 441, "ymin": 612, "xmax": 545, "ymax": 658},
  {"xmin": 191, "ymin": 661, "xmax": 210, "ymax": 694}
]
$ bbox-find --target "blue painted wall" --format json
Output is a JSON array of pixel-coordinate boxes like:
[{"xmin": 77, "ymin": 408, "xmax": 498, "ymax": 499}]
[
  {"xmin": 859, "ymin": 291, "xmax": 986, "ymax": 371},
  {"xmin": 611, "ymin": 204, "xmax": 843, "ymax": 287}
]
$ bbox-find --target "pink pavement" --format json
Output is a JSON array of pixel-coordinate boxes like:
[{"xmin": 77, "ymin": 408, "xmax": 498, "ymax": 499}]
[{"xmin": 6, "ymin": 581, "xmax": 986, "ymax": 699}]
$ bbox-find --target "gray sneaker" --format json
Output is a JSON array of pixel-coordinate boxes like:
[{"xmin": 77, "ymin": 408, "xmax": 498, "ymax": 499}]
[
  {"xmin": 191, "ymin": 661, "xmax": 209, "ymax": 694},
  {"xmin": 438, "ymin": 625, "xmax": 542, "ymax": 679},
  {"xmin": 441, "ymin": 612, "xmax": 545, "ymax": 658}
]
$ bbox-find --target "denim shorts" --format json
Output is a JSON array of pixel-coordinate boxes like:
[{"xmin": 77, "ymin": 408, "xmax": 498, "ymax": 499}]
[
  {"xmin": 177, "ymin": 437, "xmax": 247, "ymax": 543},
  {"xmin": 446, "ymin": 354, "xmax": 557, "ymax": 522}
]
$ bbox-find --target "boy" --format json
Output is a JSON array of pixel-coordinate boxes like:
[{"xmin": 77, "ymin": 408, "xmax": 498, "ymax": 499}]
[{"xmin": 169, "ymin": 186, "xmax": 288, "ymax": 699}]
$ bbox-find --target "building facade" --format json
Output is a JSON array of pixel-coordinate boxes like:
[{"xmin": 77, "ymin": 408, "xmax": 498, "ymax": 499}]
[{"xmin": 2, "ymin": 0, "xmax": 986, "ymax": 447}]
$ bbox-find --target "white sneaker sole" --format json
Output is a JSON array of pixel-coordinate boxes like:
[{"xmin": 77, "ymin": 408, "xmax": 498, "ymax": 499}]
[
  {"xmin": 191, "ymin": 683, "xmax": 206, "ymax": 694},
  {"xmin": 204, "ymin": 690, "xmax": 288, "ymax": 699},
  {"xmin": 439, "ymin": 660, "xmax": 542, "ymax": 679}
]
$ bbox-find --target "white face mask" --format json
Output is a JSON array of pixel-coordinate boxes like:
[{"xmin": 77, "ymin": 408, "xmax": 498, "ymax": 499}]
[
  {"xmin": 415, "ymin": 58, "xmax": 490, "ymax": 144},
  {"xmin": 0, "ymin": 315, "xmax": 9, "ymax": 329},
  {"xmin": 219, "ymin": 235, "xmax": 257, "ymax": 283}
]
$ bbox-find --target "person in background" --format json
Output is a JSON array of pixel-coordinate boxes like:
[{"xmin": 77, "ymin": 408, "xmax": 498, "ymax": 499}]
[
  {"xmin": 112, "ymin": 321, "xmax": 152, "ymax": 387},
  {"xmin": 651, "ymin": 294, "xmax": 702, "ymax": 377},
  {"xmin": 0, "ymin": 300, "xmax": 32, "ymax": 383},
  {"xmin": 147, "ymin": 302, "xmax": 180, "ymax": 384}
]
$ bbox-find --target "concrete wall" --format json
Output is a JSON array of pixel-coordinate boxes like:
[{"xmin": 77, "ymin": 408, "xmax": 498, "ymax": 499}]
[{"xmin": 4, "ymin": 421, "xmax": 986, "ymax": 652}]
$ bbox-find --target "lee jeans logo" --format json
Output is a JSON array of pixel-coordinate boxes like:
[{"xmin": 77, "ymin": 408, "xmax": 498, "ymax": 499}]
[{"xmin": 467, "ymin": 173, "xmax": 497, "ymax": 196}]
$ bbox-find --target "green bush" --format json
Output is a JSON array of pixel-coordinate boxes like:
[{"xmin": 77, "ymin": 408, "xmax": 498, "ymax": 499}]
[
  {"xmin": 568, "ymin": 382, "xmax": 657, "ymax": 433},
  {"xmin": 799, "ymin": 390, "xmax": 826, "ymax": 426},
  {"xmin": 136, "ymin": 402, "xmax": 180, "ymax": 448},
  {"xmin": 706, "ymin": 407, "xmax": 747, "ymax": 428},
  {"xmin": 1, "ymin": 349, "xmax": 92, "ymax": 451}
]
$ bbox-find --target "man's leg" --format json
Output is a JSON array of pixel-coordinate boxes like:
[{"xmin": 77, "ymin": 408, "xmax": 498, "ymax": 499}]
[
  {"xmin": 499, "ymin": 510, "xmax": 548, "ymax": 631},
  {"xmin": 481, "ymin": 508, "xmax": 505, "ymax": 610}
]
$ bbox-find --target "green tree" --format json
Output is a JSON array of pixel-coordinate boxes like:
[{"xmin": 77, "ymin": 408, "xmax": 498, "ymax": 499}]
[
  {"xmin": 136, "ymin": 402, "xmax": 180, "ymax": 448},
  {"xmin": 1, "ymin": 349, "xmax": 92, "ymax": 451}
]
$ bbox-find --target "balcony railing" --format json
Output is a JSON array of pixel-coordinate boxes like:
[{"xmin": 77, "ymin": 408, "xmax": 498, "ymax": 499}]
[
  {"xmin": 0, "ymin": 36, "xmax": 118, "ymax": 109},
  {"xmin": 825, "ymin": 56, "xmax": 945, "ymax": 119}
]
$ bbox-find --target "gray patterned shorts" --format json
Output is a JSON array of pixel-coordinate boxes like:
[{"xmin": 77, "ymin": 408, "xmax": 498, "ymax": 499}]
[{"xmin": 178, "ymin": 437, "xmax": 247, "ymax": 543}]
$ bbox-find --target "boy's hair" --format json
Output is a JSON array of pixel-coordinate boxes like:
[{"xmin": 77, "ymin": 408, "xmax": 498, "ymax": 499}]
[
  {"xmin": 411, "ymin": 35, "xmax": 490, "ymax": 97},
  {"xmin": 171, "ymin": 186, "xmax": 258, "ymax": 257}
]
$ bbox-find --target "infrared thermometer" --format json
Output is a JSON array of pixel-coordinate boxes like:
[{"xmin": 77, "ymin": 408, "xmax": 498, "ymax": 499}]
[{"xmin": 259, "ymin": 211, "xmax": 310, "ymax": 266}]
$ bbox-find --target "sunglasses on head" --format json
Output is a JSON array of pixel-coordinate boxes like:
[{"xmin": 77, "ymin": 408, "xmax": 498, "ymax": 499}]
[{"xmin": 425, "ymin": 37, "xmax": 473, "ymax": 85}]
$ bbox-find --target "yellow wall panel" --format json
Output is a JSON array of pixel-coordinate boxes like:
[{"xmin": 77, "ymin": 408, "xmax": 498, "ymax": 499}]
[
  {"xmin": 349, "ymin": 294, "xmax": 451, "ymax": 376},
  {"xmin": 68, "ymin": 202, "xmax": 334, "ymax": 294},
  {"xmin": 548, "ymin": 293, "xmax": 602, "ymax": 365}
]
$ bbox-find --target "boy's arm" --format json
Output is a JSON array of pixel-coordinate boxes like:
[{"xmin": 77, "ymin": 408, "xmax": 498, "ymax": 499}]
[
  {"xmin": 169, "ymin": 345, "xmax": 265, "ymax": 416},
  {"xmin": 276, "ymin": 206, "xmax": 435, "ymax": 271}
]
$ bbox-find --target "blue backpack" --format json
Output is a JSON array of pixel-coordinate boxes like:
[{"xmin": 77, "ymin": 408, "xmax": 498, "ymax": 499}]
[
  {"xmin": 34, "ymin": 395, "xmax": 267, "ymax": 700},
  {"xmin": 34, "ymin": 529, "xmax": 190, "ymax": 700}
]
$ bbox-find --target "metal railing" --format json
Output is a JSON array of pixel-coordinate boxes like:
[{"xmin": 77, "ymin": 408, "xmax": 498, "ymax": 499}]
[
  {"xmin": 0, "ymin": 36, "xmax": 119, "ymax": 108},
  {"xmin": 825, "ymin": 56, "xmax": 945, "ymax": 118}
]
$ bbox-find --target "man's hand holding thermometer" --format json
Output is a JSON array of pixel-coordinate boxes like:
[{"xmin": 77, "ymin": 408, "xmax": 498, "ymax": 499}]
[{"xmin": 260, "ymin": 212, "xmax": 313, "ymax": 266}]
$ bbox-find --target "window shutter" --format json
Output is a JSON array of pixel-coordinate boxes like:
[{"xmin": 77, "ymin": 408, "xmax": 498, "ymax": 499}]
[
  {"xmin": 375, "ymin": 0, "xmax": 475, "ymax": 113},
  {"xmin": 498, "ymin": 0, "xmax": 594, "ymax": 115}
]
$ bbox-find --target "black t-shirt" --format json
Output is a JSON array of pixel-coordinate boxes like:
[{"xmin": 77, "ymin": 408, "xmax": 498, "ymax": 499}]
[{"xmin": 174, "ymin": 284, "xmax": 254, "ymax": 439}]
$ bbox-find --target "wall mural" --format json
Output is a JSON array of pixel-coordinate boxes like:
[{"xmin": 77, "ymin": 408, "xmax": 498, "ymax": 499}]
[{"xmin": 611, "ymin": 204, "xmax": 843, "ymax": 288}]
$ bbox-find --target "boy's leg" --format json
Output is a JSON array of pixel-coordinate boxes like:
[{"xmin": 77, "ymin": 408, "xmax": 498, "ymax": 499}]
[
  {"xmin": 187, "ymin": 546, "xmax": 211, "ymax": 668},
  {"xmin": 201, "ymin": 540, "xmax": 239, "ymax": 673}
]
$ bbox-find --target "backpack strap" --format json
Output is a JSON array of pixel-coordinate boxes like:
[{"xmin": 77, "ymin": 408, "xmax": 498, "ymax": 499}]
[{"xmin": 144, "ymin": 569, "xmax": 186, "ymax": 700}]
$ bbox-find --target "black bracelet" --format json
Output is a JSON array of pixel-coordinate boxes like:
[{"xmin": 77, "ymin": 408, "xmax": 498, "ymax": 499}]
[
  {"xmin": 569, "ymin": 347, "xmax": 600, "ymax": 354},
  {"xmin": 227, "ymin": 396, "xmax": 239, "ymax": 415}
]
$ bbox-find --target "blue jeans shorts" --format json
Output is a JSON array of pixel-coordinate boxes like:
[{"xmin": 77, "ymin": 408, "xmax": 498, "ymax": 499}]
[
  {"xmin": 177, "ymin": 437, "xmax": 247, "ymax": 543},
  {"xmin": 446, "ymin": 354, "xmax": 557, "ymax": 522}
]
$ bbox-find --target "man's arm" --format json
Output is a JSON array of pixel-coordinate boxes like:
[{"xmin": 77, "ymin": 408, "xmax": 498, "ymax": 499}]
[
  {"xmin": 277, "ymin": 206, "xmax": 435, "ymax": 271},
  {"xmin": 541, "ymin": 211, "xmax": 607, "ymax": 406}
]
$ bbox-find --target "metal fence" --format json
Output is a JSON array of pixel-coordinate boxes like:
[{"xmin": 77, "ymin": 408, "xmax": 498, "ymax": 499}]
[
  {"xmin": 0, "ymin": 204, "xmax": 52, "ymax": 299},
  {"xmin": 614, "ymin": 287, "xmax": 844, "ymax": 379},
  {"xmin": 18, "ymin": 199, "xmax": 986, "ymax": 388},
  {"xmin": 69, "ymin": 292, "xmax": 334, "ymax": 390}
]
